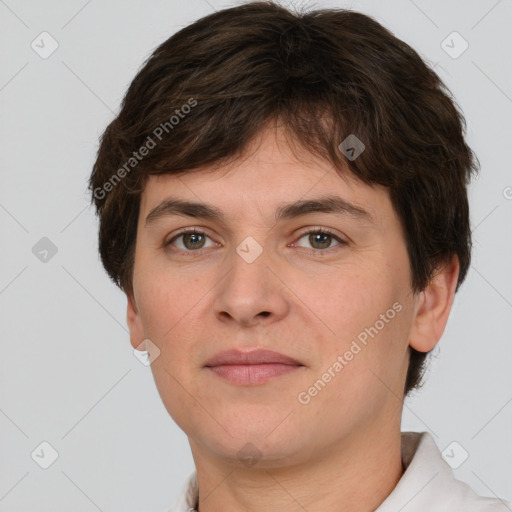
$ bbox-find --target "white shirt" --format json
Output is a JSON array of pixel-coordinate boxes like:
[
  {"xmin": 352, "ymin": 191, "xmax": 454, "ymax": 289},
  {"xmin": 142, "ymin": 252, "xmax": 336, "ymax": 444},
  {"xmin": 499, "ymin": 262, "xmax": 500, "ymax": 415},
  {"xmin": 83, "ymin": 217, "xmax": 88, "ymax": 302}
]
[{"xmin": 167, "ymin": 431, "xmax": 511, "ymax": 511}]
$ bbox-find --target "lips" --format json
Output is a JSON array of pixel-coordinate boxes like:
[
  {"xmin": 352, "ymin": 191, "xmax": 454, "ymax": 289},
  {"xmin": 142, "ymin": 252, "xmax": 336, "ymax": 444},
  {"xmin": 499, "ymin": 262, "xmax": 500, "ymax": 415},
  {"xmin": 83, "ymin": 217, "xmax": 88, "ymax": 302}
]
[
  {"xmin": 204, "ymin": 349, "xmax": 302, "ymax": 367},
  {"xmin": 204, "ymin": 349, "xmax": 304, "ymax": 385}
]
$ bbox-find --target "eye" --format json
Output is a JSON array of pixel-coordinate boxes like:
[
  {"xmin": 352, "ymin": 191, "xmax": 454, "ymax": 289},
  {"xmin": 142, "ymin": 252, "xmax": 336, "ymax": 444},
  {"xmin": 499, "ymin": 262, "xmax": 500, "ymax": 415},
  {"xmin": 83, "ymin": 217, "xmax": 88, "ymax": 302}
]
[
  {"xmin": 166, "ymin": 229, "xmax": 217, "ymax": 252},
  {"xmin": 164, "ymin": 227, "xmax": 347, "ymax": 255},
  {"xmin": 294, "ymin": 228, "xmax": 346, "ymax": 251}
]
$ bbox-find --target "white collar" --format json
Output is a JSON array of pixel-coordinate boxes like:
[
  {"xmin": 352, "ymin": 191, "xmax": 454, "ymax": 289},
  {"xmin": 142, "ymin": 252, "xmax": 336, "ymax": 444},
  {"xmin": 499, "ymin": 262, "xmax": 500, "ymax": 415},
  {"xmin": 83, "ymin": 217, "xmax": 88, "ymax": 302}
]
[{"xmin": 169, "ymin": 431, "xmax": 510, "ymax": 511}]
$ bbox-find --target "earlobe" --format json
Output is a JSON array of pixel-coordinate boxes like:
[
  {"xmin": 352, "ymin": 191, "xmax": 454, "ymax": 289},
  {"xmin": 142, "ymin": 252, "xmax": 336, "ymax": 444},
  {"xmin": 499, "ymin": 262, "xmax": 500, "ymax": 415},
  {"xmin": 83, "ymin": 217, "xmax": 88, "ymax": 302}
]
[
  {"xmin": 409, "ymin": 255, "xmax": 460, "ymax": 353},
  {"xmin": 127, "ymin": 293, "xmax": 145, "ymax": 350}
]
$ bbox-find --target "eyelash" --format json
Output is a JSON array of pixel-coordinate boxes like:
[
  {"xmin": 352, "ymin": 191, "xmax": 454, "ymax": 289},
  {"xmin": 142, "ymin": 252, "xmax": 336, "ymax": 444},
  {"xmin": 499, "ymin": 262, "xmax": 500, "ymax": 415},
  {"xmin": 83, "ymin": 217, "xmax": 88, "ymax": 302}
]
[{"xmin": 164, "ymin": 227, "xmax": 347, "ymax": 256}]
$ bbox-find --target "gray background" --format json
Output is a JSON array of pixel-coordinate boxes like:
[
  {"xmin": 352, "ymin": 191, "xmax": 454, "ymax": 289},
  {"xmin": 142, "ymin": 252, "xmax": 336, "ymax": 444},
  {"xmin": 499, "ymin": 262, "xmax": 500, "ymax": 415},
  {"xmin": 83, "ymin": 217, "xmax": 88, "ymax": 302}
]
[{"xmin": 1, "ymin": 0, "xmax": 511, "ymax": 510}]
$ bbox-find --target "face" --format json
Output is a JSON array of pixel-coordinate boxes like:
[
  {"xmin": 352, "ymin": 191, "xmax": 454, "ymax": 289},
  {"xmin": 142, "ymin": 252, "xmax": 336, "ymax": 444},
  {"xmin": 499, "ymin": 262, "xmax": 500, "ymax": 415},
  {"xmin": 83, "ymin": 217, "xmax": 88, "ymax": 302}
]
[{"xmin": 127, "ymin": 124, "xmax": 424, "ymax": 468}]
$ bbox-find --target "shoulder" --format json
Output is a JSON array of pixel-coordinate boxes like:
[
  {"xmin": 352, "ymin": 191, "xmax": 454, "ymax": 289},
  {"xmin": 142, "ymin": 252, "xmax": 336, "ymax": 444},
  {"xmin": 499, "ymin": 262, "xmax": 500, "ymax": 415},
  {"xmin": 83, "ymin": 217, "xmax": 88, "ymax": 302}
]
[
  {"xmin": 445, "ymin": 478, "xmax": 512, "ymax": 511},
  {"xmin": 165, "ymin": 471, "xmax": 198, "ymax": 512},
  {"xmin": 377, "ymin": 432, "xmax": 511, "ymax": 512}
]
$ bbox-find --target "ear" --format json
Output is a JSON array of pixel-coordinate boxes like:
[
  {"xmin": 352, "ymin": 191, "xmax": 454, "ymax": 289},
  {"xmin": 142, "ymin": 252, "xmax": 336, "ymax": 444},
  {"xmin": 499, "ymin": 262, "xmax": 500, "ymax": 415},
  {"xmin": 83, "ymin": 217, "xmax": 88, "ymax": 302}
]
[
  {"xmin": 127, "ymin": 293, "xmax": 145, "ymax": 350},
  {"xmin": 409, "ymin": 255, "xmax": 460, "ymax": 353}
]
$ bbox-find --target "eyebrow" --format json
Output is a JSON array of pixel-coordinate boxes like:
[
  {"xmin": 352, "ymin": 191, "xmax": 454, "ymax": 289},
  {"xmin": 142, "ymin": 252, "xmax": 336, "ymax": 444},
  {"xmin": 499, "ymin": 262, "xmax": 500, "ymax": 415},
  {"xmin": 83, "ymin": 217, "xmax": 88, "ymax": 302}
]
[{"xmin": 144, "ymin": 195, "xmax": 374, "ymax": 227}]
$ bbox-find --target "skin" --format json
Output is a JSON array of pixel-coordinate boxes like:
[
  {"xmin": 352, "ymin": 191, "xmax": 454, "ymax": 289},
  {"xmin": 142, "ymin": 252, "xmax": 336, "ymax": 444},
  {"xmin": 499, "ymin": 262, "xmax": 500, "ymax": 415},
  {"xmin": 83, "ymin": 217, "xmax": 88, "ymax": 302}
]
[{"xmin": 127, "ymin": 122, "xmax": 459, "ymax": 512}]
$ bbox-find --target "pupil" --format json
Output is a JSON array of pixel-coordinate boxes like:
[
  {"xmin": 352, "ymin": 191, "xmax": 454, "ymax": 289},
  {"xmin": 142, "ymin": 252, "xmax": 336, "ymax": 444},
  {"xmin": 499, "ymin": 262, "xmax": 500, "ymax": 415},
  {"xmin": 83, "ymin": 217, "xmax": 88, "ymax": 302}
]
[
  {"xmin": 185, "ymin": 233, "xmax": 204, "ymax": 249},
  {"xmin": 310, "ymin": 233, "xmax": 330, "ymax": 249}
]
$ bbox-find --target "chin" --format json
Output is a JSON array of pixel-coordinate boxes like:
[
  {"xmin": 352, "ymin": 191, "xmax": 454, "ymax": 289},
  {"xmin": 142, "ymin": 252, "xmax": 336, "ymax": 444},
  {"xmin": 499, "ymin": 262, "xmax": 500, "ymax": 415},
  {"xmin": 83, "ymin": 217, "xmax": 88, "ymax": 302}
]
[
  {"xmin": 185, "ymin": 409, "xmax": 320, "ymax": 468},
  {"xmin": 200, "ymin": 432, "xmax": 309, "ymax": 469}
]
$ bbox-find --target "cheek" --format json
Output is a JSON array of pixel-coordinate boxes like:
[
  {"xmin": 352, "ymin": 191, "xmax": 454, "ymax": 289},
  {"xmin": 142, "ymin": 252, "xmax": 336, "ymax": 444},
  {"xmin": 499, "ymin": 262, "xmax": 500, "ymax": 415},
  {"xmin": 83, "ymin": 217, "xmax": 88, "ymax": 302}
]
[
  {"xmin": 295, "ymin": 262, "xmax": 398, "ymax": 340},
  {"xmin": 136, "ymin": 282, "xmax": 172, "ymax": 337},
  {"xmin": 297, "ymin": 262, "xmax": 411, "ymax": 385},
  {"xmin": 134, "ymin": 265, "xmax": 214, "ymax": 381},
  {"xmin": 134, "ymin": 259, "xmax": 201, "ymax": 337}
]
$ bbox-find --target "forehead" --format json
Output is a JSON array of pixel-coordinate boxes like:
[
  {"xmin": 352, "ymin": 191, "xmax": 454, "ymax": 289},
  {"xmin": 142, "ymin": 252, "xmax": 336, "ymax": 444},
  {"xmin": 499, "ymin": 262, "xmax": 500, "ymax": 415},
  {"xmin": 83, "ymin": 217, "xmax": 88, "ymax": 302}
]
[{"xmin": 138, "ymin": 124, "xmax": 391, "ymax": 224}]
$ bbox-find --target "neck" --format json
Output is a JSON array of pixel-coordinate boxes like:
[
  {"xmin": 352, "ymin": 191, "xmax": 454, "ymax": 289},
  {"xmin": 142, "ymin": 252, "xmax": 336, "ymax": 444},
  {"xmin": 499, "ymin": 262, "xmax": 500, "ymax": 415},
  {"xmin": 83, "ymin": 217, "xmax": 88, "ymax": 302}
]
[{"xmin": 189, "ymin": 419, "xmax": 404, "ymax": 512}]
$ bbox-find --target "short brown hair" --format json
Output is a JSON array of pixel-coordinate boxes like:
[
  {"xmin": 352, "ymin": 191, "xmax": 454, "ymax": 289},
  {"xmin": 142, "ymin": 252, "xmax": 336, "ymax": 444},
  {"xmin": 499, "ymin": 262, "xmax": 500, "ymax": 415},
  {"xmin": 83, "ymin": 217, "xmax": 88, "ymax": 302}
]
[{"xmin": 88, "ymin": 1, "xmax": 478, "ymax": 396}]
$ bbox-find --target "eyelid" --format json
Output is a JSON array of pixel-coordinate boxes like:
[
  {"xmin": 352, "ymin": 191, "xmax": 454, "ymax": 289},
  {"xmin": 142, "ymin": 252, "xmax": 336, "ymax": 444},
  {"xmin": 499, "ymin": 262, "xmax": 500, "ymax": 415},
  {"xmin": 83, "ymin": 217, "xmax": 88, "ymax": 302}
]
[
  {"xmin": 164, "ymin": 227, "xmax": 218, "ymax": 248},
  {"xmin": 164, "ymin": 226, "xmax": 348, "ymax": 254},
  {"xmin": 295, "ymin": 226, "xmax": 346, "ymax": 241},
  {"xmin": 291, "ymin": 227, "xmax": 348, "ymax": 250}
]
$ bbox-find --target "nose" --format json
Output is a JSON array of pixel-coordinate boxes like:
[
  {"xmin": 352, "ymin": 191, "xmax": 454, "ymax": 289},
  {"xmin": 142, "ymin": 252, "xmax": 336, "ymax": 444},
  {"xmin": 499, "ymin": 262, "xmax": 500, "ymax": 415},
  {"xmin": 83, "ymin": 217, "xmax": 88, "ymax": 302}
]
[{"xmin": 212, "ymin": 240, "xmax": 291, "ymax": 328}]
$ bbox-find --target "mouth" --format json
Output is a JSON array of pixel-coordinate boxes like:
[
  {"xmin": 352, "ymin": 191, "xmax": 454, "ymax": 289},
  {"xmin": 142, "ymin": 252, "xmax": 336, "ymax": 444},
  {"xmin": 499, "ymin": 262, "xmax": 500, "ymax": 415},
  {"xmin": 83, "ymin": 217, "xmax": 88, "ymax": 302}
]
[{"xmin": 204, "ymin": 349, "xmax": 304, "ymax": 385}]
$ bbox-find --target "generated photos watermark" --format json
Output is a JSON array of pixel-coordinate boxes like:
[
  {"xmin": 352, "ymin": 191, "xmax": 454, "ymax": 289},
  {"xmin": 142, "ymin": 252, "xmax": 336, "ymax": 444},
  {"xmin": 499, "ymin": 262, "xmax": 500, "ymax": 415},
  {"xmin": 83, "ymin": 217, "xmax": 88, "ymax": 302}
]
[
  {"xmin": 297, "ymin": 301, "xmax": 403, "ymax": 405},
  {"xmin": 93, "ymin": 97, "xmax": 197, "ymax": 200}
]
